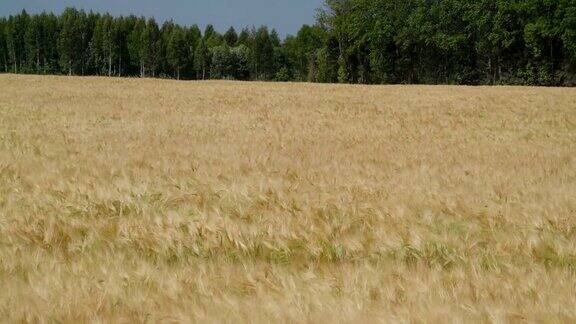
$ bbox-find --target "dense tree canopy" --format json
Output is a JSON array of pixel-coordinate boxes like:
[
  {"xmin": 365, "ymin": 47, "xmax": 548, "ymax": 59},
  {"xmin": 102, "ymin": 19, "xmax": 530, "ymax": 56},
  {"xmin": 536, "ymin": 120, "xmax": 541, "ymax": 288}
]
[
  {"xmin": 318, "ymin": 0, "xmax": 576, "ymax": 85},
  {"xmin": 1, "ymin": 2, "xmax": 575, "ymax": 85}
]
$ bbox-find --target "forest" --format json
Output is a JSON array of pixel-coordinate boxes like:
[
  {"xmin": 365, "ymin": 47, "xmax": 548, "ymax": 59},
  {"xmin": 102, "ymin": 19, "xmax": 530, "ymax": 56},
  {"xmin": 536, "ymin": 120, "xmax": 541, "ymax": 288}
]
[{"xmin": 1, "ymin": 0, "xmax": 575, "ymax": 85}]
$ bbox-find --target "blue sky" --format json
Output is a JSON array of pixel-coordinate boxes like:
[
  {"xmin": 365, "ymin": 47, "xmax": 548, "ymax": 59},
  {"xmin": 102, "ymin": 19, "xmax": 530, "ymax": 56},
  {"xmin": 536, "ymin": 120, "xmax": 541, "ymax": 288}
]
[{"xmin": 0, "ymin": 0, "xmax": 324, "ymax": 37}]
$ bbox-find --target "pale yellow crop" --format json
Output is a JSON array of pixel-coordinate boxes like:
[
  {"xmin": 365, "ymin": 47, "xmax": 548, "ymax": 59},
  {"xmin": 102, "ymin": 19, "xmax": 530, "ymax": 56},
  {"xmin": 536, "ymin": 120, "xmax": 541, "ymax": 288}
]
[{"xmin": 1, "ymin": 75, "xmax": 575, "ymax": 322}]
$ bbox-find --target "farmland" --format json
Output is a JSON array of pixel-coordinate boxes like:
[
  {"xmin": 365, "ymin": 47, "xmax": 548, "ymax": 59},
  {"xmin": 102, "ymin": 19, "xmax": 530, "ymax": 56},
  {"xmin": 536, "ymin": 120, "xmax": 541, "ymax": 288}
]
[{"xmin": 0, "ymin": 75, "xmax": 575, "ymax": 322}]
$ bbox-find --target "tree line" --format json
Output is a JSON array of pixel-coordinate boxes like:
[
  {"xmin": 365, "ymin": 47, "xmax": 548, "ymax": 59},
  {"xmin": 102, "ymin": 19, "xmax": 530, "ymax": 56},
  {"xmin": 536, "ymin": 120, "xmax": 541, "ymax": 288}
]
[
  {"xmin": 318, "ymin": 0, "xmax": 576, "ymax": 85},
  {"xmin": 1, "ymin": 1, "xmax": 575, "ymax": 85}
]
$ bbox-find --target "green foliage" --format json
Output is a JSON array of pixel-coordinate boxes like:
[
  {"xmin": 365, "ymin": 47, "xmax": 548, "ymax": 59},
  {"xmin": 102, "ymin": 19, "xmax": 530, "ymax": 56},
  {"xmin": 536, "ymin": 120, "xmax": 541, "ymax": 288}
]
[
  {"xmin": 90, "ymin": 14, "xmax": 119, "ymax": 76},
  {"xmin": 283, "ymin": 25, "xmax": 326, "ymax": 81},
  {"xmin": 141, "ymin": 18, "xmax": 161, "ymax": 77},
  {"xmin": 253, "ymin": 26, "xmax": 274, "ymax": 80},
  {"xmin": 204, "ymin": 24, "xmax": 223, "ymax": 48},
  {"xmin": 194, "ymin": 38, "xmax": 210, "ymax": 79},
  {"xmin": 127, "ymin": 17, "xmax": 145, "ymax": 76},
  {"xmin": 0, "ymin": 18, "xmax": 6, "ymax": 72},
  {"xmin": 231, "ymin": 44, "xmax": 251, "ymax": 80},
  {"xmin": 0, "ymin": 2, "xmax": 574, "ymax": 84},
  {"xmin": 24, "ymin": 15, "xmax": 41, "ymax": 72},
  {"xmin": 166, "ymin": 27, "xmax": 187, "ymax": 79},
  {"xmin": 319, "ymin": 0, "xmax": 575, "ymax": 85},
  {"xmin": 58, "ymin": 8, "xmax": 82, "ymax": 75},
  {"xmin": 314, "ymin": 47, "xmax": 337, "ymax": 83},
  {"xmin": 224, "ymin": 27, "xmax": 238, "ymax": 47},
  {"xmin": 275, "ymin": 66, "xmax": 291, "ymax": 82},
  {"xmin": 210, "ymin": 44, "xmax": 233, "ymax": 79},
  {"xmin": 209, "ymin": 44, "xmax": 252, "ymax": 80},
  {"xmin": 237, "ymin": 28, "xmax": 251, "ymax": 46}
]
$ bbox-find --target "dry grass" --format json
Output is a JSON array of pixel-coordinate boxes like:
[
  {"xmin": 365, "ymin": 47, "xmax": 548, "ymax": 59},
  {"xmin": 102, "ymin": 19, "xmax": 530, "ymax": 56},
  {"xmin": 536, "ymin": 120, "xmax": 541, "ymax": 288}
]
[{"xmin": 1, "ymin": 74, "xmax": 575, "ymax": 322}]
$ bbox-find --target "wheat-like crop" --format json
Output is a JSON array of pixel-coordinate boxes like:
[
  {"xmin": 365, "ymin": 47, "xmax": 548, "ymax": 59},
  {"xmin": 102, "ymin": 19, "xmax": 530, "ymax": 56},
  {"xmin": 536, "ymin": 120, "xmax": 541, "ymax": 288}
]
[{"xmin": 1, "ymin": 75, "xmax": 575, "ymax": 322}]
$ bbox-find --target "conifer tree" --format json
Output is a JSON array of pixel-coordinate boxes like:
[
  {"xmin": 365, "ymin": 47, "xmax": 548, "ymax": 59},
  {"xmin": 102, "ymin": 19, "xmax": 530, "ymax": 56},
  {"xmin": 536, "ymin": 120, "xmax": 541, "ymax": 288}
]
[
  {"xmin": 167, "ymin": 27, "xmax": 187, "ymax": 79},
  {"xmin": 0, "ymin": 2, "xmax": 574, "ymax": 85},
  {"xmin": 224, "ymin": 27, "xmax": 238, "ymax": 46},
  {"xmin": 185, "ymin": 25, "xmax": 202, "ymax": 78},
  {"xmin": 0, "ymin": 18, "xmax": 8, "ymax": 72},
  {"xmin": 58, "ymin": 8, "xmax": 81, "ymax": 75},
  {"xmin": 194, "ymin": 38, "xmax": 209, "ymax": 79},
  {"xmin": 24, "ymin": 15, "xmax": 42, "ymax": 72},
  {"xmin": 141, "ymin": 18, "xmax": 161, "ymax": 77},
  {"xmin": 127, "ymin": 17, "xmax": 145, "ymax": 77}
]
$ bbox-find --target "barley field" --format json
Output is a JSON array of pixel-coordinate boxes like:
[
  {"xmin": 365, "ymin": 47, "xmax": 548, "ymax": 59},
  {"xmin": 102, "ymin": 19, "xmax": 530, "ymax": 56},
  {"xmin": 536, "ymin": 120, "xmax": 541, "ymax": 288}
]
[{"xmin": 1, "ymin": 75, "xmax": 575, "ymax": 322}]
